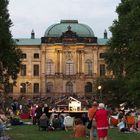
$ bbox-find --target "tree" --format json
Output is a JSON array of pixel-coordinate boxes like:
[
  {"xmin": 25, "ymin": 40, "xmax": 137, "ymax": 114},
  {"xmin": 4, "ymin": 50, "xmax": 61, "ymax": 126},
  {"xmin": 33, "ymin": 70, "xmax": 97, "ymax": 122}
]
[
  {"xmin": 96, "ymin": 77, "xmax": 127, "ymax": 107},
  {"xmin": 0, "ymin": 0, "xmax": 22, "ymax": 93},
  {"xmin": 105, "ymin": 0, "xmax": 140, "ymax": 106}
]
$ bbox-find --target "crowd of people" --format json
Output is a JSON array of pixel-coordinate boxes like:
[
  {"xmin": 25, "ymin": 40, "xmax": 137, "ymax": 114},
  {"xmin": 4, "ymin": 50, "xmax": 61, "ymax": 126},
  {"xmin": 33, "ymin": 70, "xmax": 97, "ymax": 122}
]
[{"xmin": 0, "ymin": 95, "xmax": 140, "ymax": 140}]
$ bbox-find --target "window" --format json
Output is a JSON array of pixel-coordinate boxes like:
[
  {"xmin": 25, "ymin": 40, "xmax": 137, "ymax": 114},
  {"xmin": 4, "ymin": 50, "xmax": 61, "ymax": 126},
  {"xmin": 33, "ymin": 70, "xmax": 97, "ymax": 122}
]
[
  {"xmin": 5, "ymin": 84, "xmax": 13, "ymax": 93},
  {"xmin": 33, "ymin": 64, "xmax": 39, "ymax": 76},
  {"xmin": 66, "ymin": 60, "xmax": 74, "ymax": 75},
  {"xmin": 85, "ymin": 82, "xmax": 92, "ymax": 92},
  {"xmin": 21, "ymin": 53, "xmax": 27, "ymax": 59},
  {"xmin": 85, "ymin": 60, "xmax": 92, "ymax": 75},
  {"xmin": 100, "ymin": 53, "xmax": 105, "ymax": 59},
  {"xmin": 33, "ymin": 83, "xmax": 39, "ymax": 93},
  {"xmin": 20, "ymin": 64, "xmax": 26, "ymax": 76},
  {"xmin": 100, "ymin": 64, "xmax": 106, "ymax": 76},
  {"xmin": 46, "ymin": 82, "xmax": 53, "ymax": 93},
  {"xmin": 46, "ymin": 60, "xmax": 54, "ymax": 75},
  {"xmin": 66, "ymin": 82, "xmax": 73, "ymax": 93},
  {"xmin": 20, "ymin": 83, "xmax": 26, "ymax": 93},
  {"xmin": 34, "ymin": 53, "xmax": 39, "ymax": 59}
]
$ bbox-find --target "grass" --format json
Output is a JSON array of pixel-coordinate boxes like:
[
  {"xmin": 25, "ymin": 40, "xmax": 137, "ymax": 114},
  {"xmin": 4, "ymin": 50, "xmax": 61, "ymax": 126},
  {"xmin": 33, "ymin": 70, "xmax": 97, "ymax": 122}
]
[{"xmin": 7, "ymin": 125, "xmax": 140, "ymax": 140}]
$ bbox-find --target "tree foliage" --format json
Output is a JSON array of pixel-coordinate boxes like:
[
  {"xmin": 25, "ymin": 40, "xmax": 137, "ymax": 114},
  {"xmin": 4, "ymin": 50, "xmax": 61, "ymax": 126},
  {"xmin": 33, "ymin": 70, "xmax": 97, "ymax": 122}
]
[
  {"xmin": 105, "ymin": 0, "xmax": 140, "ymax": 106},
  {"xmin": 0, "ymin": 0, "xmax": 22, "ymax": 93}
]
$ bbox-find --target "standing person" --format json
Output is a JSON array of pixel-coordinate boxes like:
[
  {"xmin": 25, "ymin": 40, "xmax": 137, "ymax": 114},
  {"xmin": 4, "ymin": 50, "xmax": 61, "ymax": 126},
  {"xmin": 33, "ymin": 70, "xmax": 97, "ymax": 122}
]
[
  {"xmin": 43, "ymin": 104, "xmax": 49, "ymax": 118},
  {"xmin": 35, "ymin": 104, "xmax": 43, "ymax": 124},
  {"xmin": 95, "ymin": 103, "xmax": 109, "ymax": 140},
  {"xmin": 30, "ymin": 104, "xmax": 37, "ymax": 125},
  {"xmin": 88, "ymin": 101, "xmax": 98, "ymax": 140},
  {"xmin": 137, "ymin": 115, "xmax": 140, "ymax": 132}
]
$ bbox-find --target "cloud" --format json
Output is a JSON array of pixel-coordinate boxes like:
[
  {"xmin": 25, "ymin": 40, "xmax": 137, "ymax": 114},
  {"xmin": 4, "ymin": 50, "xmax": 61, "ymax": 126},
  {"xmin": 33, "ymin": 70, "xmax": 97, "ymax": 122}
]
[{"xmin": 9, "ymin": 0, "xmax": 121, "ymax": 38}]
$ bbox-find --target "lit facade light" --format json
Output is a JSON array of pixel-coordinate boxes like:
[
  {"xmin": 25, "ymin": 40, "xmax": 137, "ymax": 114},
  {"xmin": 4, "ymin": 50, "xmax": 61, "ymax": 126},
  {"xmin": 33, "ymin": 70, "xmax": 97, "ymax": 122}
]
[{"xmin": 98, "ymin": 85, "xmax": 102, "ymax": 90}]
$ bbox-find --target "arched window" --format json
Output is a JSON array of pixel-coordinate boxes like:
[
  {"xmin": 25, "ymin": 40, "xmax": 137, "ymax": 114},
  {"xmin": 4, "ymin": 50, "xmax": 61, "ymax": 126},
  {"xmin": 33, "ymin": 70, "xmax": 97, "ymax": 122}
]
[
  {"xmin": 20, "ymin": 83, "xmax": 26, "ymax": 93},
  {"xmin": 46, "ymin": 82, "xmax": 53, "ymax": 93},
  {"xmin": 85, "ymin": 60, "xmax": 92, "ymax": 75},
  {"xmin": 46, "ymin": 59, "xmax": 54, "ymax": 75},
  {"xmin": 85, "ymin": 82, "xmax": 92, "ymax": 93},
  {"xmin": 66, "ymin": 82, "xmax": 73, "ymax": 93},
  {"xmin": 65, "ymin": 60, "xmax": 74, "ymax": 75}
]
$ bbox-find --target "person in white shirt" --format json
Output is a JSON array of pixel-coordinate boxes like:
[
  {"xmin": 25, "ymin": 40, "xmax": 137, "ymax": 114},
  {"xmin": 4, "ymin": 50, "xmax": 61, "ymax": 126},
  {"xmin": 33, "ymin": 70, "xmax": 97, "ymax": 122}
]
[
  {"xmin": 117, "ymin": 118, "xmax": 129, "ymax": 132},
  {"xmin": 63, "ymin": 114, "xmax": 73, "ymax": 131}
]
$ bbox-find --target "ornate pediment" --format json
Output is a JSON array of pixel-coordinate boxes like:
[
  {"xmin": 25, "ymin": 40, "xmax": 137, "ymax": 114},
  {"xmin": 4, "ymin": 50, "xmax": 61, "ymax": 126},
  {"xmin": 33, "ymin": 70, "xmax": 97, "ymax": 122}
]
[{"xmin": 60, "ymin": 26, "xmax": 78, "ymax": 43}]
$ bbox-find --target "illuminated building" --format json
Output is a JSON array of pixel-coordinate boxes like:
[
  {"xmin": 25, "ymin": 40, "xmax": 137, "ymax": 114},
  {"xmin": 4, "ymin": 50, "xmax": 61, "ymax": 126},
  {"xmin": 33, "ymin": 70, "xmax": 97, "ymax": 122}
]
[{"xmin": 13, "ymin": 20, "xmax": 109, "ymax": 97}]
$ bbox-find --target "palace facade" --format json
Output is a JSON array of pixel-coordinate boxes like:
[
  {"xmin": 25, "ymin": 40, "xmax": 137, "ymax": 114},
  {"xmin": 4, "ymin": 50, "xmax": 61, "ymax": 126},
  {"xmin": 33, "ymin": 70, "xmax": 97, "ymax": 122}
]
[{"xmin": 13, "ymin": 20, "xmax": 110, "ymax": 97}]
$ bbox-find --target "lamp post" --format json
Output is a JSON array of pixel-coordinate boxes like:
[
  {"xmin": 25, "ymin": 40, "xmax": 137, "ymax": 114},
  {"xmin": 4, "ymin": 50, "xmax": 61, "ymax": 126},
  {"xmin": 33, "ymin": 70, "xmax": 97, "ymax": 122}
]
[
  {"xmin": 25, "ymin": 81, "xmax": 31, "ymax": 94},
  {"xmin": 98, "ymin": 85, "xmax": 102, "ymax": 102}
]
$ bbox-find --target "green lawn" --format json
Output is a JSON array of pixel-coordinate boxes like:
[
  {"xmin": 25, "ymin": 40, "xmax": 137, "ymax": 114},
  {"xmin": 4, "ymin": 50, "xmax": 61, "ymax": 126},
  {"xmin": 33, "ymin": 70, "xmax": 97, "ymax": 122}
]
[{"xmin": 7, "ymin": 125, "xmax": 140, "ymax": 140}]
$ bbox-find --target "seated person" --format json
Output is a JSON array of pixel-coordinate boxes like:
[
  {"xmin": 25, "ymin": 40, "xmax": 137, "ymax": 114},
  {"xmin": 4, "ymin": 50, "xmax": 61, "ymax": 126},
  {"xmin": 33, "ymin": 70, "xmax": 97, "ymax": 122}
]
[
  {"xmin": 63, "ymin": 114, "xmax": 73, "ymax": 131},
  {"xmin": 52, "ymin": 115, "xmax": 61, "ymax": 129},
  {"xmin": 58, "ymin": 114, "xmax": 64, "ymax": 130},
  {"xmin": 73, "ymin": 118, "xmax": 86, "ymax": 138},
  {"xmin": 39, "ymin": 113, "xmax": 49, "ymax": 131},
  {"xmin": 10, "ymin": 116, "xmax": 23, "ymax": 125},
  {"xmin": 117, "ymin": 118, "xmax": 129, "ymax": 132}
]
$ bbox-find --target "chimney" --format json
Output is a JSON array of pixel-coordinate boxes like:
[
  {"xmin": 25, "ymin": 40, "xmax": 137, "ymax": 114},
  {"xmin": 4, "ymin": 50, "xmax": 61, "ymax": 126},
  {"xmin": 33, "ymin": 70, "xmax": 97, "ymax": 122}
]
[
  {"xmin": 31, "ymin": 29, "xmax": 35, "ymax": 39},
  {"xmin": 104, "ymin": 29, "xmax": 108, "ymax": 39}
]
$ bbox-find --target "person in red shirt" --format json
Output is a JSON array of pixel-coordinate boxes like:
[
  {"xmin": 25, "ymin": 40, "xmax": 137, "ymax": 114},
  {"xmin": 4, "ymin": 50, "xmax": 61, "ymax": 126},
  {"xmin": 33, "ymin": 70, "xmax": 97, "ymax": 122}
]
[
  {"xmin": 95, "ymin": 103, "xmax": 109, "ymax": 140},
  {"xmin": 88, "ymin": 101, "xmax": 98, "ymax": 140},
  {"xmin": 73, "ymin": 118, "xmax": 86, "ymax": 138}
]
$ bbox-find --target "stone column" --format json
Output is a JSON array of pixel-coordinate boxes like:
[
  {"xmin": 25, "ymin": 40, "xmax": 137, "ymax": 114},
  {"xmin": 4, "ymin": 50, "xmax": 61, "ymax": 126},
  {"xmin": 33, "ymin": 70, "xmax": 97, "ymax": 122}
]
[
  {"xmin": 79, "ymin": 51, "xmax": 82, "ymax": 73},
  {"xmin": 81, "ymin": 50, "xmax": 84, "ymax": 73},
  {"xmin": 93, "ymin": 49, "xmax": 98, "ymax": 76},
  {"xmin": 57, "ymin": 50, "xmax": 60, "ymax": 73},
  {"xmin": 59, "ymin": 50, "xmax": 62, "ymax": 73},
  {"xmin": 76, "ymin": 51, "xmax": 79, "ymax": 73},
  {"xmin": 40, "ymin": 45, "xmax": 46, "ymax": 96}
]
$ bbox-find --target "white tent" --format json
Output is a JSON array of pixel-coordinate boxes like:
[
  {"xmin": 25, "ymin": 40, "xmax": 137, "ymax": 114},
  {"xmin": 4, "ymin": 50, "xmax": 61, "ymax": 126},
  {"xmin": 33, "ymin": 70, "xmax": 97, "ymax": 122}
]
[{"xmin": 68, "ymin": 97, "xmax": 81, "ymax": 111}]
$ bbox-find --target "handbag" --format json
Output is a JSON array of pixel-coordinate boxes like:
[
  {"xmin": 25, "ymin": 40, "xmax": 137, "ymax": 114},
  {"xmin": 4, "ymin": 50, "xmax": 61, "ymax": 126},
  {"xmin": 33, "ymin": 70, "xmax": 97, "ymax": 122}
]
[
  {"xmin": 87, "ymin": 120, "xmax": 92, "ymax": 129},
  {"xmin": 87, "ymin": 110, "xmax": 97, "ymax": 129}
]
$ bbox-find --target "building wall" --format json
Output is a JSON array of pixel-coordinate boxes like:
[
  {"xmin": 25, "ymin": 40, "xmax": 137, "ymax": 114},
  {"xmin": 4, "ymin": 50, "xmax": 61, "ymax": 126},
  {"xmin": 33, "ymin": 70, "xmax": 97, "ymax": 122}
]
[{"xmin": 13, "ymin": 43, "xmax": 108, "ymax": 97}]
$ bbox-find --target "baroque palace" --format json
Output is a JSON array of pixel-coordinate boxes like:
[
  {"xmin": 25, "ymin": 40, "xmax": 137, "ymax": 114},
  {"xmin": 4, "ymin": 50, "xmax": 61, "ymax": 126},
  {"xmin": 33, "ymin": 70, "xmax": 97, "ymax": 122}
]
[{"xmin": 13, "ymin": 20, "xmax": 110, "ymax": 97}]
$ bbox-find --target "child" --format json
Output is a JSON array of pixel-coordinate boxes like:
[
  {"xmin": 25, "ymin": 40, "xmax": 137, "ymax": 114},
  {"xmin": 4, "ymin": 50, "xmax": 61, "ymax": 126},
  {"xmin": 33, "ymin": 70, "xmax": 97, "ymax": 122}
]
[{"xmin": 73, "ymin": 118, "xmax": 86, "ymax": 138}]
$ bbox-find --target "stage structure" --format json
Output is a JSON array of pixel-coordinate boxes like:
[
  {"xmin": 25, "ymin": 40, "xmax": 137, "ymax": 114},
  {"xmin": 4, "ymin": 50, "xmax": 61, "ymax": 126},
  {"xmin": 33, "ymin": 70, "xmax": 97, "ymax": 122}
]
[{"xmin": 68, "ymin": 97, "xmax": 81, "ymax": 111}]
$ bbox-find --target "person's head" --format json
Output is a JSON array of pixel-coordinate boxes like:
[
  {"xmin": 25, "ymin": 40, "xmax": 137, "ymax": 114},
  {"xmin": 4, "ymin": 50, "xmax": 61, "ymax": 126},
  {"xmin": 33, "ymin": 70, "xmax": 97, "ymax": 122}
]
[
  {"xmin": 98, "ymin": 103, "xmax": 105, "ymax": 109},
  {"xmin": 75, "ymin": 118, "xmax": 83, "ymax": 125},
  {"xmin": 138, "ymin": 115, "xmax": 140, "ymax": 121},
  {"xmin": 92, "ymin": 101, "xmax": 98, "ymax": 107},
  {"xmin": 40, "ymin": 113, "xmax": 47, "ymax": 119},
  {"xmin": 42, "ymin": 113, "xmax": 46, "ymax": 116},
  {"xmin": 44, "ymin": 104, "xmax": 48, "ymax": 107},
  {"xmin": 66, "ymin": 113, "xmax": 70, "ymax": 117},
  {"xmin": 54, "ymin": 115, "xmax": 58, "ymax": 118},
  {"xmin": 121, "ymin": 117, "xmax": 125, "ymax": 122}
]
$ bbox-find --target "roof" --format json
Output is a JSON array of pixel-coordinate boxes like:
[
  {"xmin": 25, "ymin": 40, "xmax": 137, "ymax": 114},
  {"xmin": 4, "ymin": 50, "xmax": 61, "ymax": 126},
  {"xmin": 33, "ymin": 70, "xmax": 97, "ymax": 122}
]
[
  {"xmin": 14, "ymin": 38, "xmax": 109, "ymax": 45},
  {"xmin": 97, "ymin": 38, "xmax": 109, "ymax": 45},
  {"xmin": 14, "ymin": 38, "xmax": 41, "ymax": 45},
  {"xmin": 44, "ymin": 20, "xmax": 95, "ymax": 37}
]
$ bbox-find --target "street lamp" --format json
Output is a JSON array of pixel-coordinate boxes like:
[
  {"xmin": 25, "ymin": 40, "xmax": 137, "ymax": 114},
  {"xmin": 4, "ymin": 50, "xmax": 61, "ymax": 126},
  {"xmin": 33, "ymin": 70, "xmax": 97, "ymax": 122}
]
[
  {"xmin": 98, "ymin": 85, "xmax": 102, "ymax": 102},
  {"xmin": 25, "ymin": 81, "xmax": 31, "ymax": 94}
]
